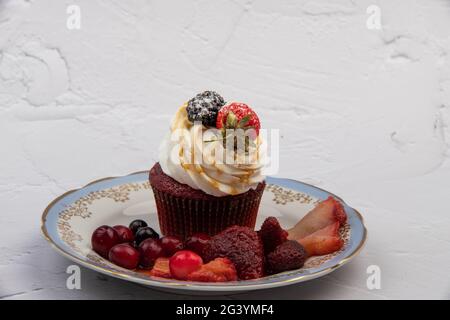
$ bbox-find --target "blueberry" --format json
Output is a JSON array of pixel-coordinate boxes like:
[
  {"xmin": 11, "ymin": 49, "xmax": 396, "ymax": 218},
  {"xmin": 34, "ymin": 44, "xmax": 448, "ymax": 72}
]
[
  {"xmin": 186, "ymin": 91, "xmax": 225, "ymax": 126},
  {"xmin": 129, "ymin": 219, "xmax": 148, "ymax": 235},
  {"xmin": 135, "ymin": 227, "xmax": 160, "ymax": 246}
]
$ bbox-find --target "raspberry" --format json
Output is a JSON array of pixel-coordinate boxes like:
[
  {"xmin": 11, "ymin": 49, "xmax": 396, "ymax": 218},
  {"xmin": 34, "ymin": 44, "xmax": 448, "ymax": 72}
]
[
  {"xmin": 258, "ymin": 217, "xmax": 288, "ymax": 254},
  {"xmin": 202, "ymin": 226, "xmax": 264, "ymax": 280},
  {"xmin": 186, "ymin": 91, "xmax": 225, "ymax": 126},
  {"xmin": 266, "ymin": 240, "xmax": 307, "ymax": 274}
]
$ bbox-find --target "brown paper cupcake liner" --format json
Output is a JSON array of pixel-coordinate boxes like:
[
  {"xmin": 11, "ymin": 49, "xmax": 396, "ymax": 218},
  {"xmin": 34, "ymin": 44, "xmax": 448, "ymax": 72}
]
[{"xmin": 151, "ymin": 183, "xmax": 265, "ymax": 240}]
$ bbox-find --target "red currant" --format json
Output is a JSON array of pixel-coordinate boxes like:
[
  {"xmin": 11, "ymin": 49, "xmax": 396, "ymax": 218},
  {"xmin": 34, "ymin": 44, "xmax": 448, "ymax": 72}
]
[
  {"xmin": 91, "ymin": 225, "xmax": 120, "ymax": 258},
  {"xmin": 169, "ymin": 250, "xmax": 203, "ymax": 280},
  {"xmin": 185, "ymin": 233, "xmax": 210, "ymax": 256},
  {"xmin": 138, "ymin": 238, "xmax": 164, "ymax": 268},
  {"xmin": 160, "ymin": 236, "xmax": 184, "ymax": 257},
  {"xmin": 109, "ymin": 243, "xmax": 140, "ymax": 269},
  {"xmin": 113, "ymin": 225, "xmax": 134, "ymax": 243}
]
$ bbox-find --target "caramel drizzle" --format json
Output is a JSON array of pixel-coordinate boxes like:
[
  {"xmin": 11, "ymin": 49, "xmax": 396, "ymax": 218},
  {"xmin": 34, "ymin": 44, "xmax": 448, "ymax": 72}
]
[{"xmin": 172, "ymin": 104, "xmax": 262, "ymax": 195}]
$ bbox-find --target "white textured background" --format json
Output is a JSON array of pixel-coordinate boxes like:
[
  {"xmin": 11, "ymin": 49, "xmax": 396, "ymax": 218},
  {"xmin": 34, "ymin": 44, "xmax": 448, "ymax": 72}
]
[{"xmin": 1, "ymin": 0, "xmax": 449, "ymax": 299}]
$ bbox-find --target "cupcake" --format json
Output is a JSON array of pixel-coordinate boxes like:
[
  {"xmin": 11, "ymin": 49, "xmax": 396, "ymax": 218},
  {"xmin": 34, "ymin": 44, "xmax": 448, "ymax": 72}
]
[{"xmin": 150, "ymin": 91, "xmax": 266, "ymax": 239}]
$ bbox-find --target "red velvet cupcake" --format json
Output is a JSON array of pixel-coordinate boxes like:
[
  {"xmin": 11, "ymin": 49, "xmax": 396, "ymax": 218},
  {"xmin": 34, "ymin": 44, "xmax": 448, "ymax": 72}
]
[
  {"xmin": 151, "ymin": 91, "xmax": 266, "ymax": 239},
  {"xmin": 150, "ymin": 163, "xmax": 265, "ymax": 239}
]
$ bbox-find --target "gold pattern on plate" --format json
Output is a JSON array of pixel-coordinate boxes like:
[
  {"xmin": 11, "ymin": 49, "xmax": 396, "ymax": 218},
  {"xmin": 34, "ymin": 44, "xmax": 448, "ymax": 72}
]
[
  {"xmin": 57, "ymin": 181, "xmax": 150, "ymax": 252},
  {"xmin": 265, "ymin": 184, "xmax": 317, "ymax": 205},
  {"xmin": 41, "ymin": 171, "xmax": 367, "ymax": 291}
]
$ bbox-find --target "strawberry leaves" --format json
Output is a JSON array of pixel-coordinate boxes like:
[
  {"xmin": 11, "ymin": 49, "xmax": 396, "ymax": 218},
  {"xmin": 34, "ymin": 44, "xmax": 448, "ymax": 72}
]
[
  {"xmin": 238, "ymin": 115, "xmax": 251, "ymax": 128},
  {"xmin": 225, "ymin": 111, "xmax": 238, "ymax": 128}
]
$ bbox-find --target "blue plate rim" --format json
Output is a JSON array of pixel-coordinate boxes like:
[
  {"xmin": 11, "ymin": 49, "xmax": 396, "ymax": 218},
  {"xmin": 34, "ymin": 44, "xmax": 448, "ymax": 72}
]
[{"xmin": 40, "ymin": 171, "xmax": 367, "ymax": 292}]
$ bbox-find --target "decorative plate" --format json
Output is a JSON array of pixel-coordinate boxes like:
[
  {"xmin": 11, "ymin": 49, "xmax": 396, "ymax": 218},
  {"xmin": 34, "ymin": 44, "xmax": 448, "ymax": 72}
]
[{"xmin": 41, "ymin": 171, "xmax": 366, "ymax": 293}]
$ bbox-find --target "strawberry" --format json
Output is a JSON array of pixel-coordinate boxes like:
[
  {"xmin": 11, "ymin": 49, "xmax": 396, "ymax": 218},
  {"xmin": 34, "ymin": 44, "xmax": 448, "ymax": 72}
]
[
  {"xmin": 266, "ymin": 240, "xmax": 307, "ymax": 274},
  {"xmin": 149, "ymin": 257, "xmax": 171, "ymax": 278},
  {"xmin": 258, "ymin": 217, "xmax": 288, "ymax": 254},
  {"xmin": 288, "ymin": 196, "xmax": 346, "ymax": 240},
  {"xmin": 187, "ymin": 257, "xmax": 238, "ymax": 282},
  {"xmin": 202, "ymin": 225, "xmax": 265, "ymax": 280},
  {"xmin": 216, "ymin": 102, "xmax": 261, "ymax": 137},
  {"xmin": 297, "ymin": 222, "xmax": 344, "ymax": 257}
]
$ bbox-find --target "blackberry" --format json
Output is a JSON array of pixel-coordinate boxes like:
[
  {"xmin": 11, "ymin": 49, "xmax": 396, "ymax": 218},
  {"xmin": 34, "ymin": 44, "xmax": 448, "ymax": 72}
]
[{"xmin": 186, "ymin": 91, "xmax": 226, "ymax": 126}]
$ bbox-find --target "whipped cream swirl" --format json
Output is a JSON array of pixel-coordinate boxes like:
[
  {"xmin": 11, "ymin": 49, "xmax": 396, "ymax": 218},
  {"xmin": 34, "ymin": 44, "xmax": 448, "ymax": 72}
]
[{"xmin": 159, "ymin": 105, "xmax": 266, "ymax": 196}]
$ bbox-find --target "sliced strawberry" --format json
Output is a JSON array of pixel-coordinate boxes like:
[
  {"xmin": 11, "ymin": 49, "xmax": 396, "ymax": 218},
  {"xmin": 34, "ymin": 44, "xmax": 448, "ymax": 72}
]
[
  {"xmin": 288, "ymin": 196, "xmax": 346, "ymax": 240},
  {"xmin": 149, "ymin": 257, "xmax": 171, "ymax": 278},
  {"xmin": 187, "ymin": 257, "xmax": 238, "ymax": 282},
  {"xmin": 297, "ymin": 222, "xmax": 344, "ymax": 256},
  {"xmin": 216, "ymin": 102, "xmax": 261, "ymax": 137}
]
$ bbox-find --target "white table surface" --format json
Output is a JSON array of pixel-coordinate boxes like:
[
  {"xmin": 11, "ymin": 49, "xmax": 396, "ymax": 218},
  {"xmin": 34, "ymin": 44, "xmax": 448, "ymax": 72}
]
[{"xmin": 1, "ymin": 0, "xmax": 449, "ymax": 300}]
